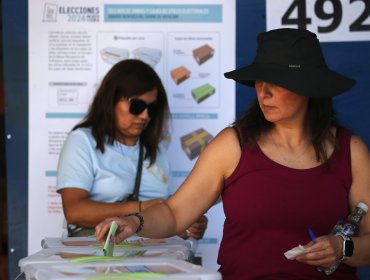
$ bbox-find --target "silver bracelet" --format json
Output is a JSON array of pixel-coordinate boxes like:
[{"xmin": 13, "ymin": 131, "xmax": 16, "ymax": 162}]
[{"xmin": 126, "ymin": 212, "xmax": 144, "ymax": 233}]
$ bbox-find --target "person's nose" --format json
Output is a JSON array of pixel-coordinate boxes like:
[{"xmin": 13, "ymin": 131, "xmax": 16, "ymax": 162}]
[
  {"xmin": 138, "ymin": 108, "xmax": 150, "ymax": 120},
  {"xmin": 257, "ymin": 81, "xmax": 272, "ymax": 98}
]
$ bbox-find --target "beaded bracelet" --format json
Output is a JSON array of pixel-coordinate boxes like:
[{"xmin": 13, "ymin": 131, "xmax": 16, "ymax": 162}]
[{"xmin": 126, "ymin": 212, "xmax": 144, "ymax": 233}]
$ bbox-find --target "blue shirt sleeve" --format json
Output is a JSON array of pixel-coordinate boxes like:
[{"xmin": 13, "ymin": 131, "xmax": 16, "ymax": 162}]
[{"xmin": 56, "ymin": 129, "xmax": 94, "ymax": 192}]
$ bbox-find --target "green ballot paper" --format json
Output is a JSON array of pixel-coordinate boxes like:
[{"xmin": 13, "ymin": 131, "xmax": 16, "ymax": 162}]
[{"xmin": 103, "ymin": 221, "xmax": 118, "ymax": 257}]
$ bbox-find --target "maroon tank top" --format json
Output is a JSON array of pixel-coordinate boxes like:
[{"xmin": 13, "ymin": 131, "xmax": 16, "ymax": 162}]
[{"xmin": 219, "ymin": 128, "xmax": 357, "ymax": 280}]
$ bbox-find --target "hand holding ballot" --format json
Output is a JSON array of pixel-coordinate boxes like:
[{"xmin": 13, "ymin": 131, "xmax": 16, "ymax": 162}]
[
  {"xmin": 96, "ymin": 216, "xmax": 139, "ymax": 245},
  {"xmin": 284, "ymin": 234, "xmax": 345, "ymax": 270},
  {"xmin": 96, "ymin": 206, "xmax": 208, "ymax": 246}
]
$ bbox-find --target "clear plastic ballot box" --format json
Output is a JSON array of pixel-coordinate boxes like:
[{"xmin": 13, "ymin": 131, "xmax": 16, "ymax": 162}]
[
  {"xmin": 19, "ymin": 244, "xmax": 189, "ymax": 270},
  {"xmin": 41, "ymin": 236, "xmax": 189, "ymax": 250},
  {"xmin": 21, "ymin": 258, "xmax": 222, "ymax": 280},
  {"xmin": 20, "ymin": 236, "xmax": 191, "ymax": 270},
  {"xmin": 18, "ymin": 244, "xmax": 189, "ymax": 266}
]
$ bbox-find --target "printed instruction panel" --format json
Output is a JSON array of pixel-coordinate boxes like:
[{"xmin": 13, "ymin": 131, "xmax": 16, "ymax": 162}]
[{"xmin": 28, "ymin": 0, "xmax": 235, "ymax": 270}]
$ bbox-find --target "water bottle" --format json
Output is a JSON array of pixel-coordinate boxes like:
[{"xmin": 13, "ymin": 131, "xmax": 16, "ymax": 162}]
[{"xmin": 319, "ymin": 202, "xmax": 368, "ymax": 275}]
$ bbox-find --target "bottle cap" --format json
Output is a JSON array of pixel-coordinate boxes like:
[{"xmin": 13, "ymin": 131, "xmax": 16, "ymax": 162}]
[{"xmin": 357, "ymin": 202, "xmax": 368, "ymax": 213}]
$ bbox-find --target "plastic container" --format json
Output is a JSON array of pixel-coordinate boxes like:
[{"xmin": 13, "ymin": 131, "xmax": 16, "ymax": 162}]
[
  {"xmin": 22, "ymin": 236, "xmax": 191, "ymax": 276},
  {"xmin": 41, "ymin": 236, "xmax": 188, "ymax": 249},
  {"xmin": 22, "ymin": 258, "xmax": 221, "ymax": 280},
  {"xmin": 20, "ymin": 243, "xmax": 189, "ymax": 270}
]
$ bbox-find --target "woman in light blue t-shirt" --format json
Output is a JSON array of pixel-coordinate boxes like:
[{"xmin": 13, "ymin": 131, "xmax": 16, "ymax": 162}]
[{"xmin": 57, "ymin": 59, "xmax": 207, "ymax": 238}]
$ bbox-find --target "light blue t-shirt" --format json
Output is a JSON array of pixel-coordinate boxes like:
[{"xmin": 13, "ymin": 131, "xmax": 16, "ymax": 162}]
[{"xmin": 56, "ymin": 127, "xmax": 172, "ymax": 202}]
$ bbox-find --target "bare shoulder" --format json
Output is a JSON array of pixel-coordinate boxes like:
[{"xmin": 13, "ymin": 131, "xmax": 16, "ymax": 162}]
[
  {"xmin": 207, "ymin": 127, "xmax": 241, "ymax": 153},
  {"xmin": 200, "ymin": 126, "xmax": 242, "ymax": 178},
  {"xmin": 350, "ymin": 135, "xmax": 370, "ymax": 162}
]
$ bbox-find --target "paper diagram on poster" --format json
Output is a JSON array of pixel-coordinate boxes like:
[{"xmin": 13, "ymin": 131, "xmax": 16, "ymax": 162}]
[
  {"xmin": 180, "ymin": 128, "xmax": 214, "ymax": 160},
  {"xmin": 96, "ymin": 32, "xmax": 165, "ymax": 81},
  {"xmin": 167, "ymin": 32, "xmax": 220, "ymax": 109}
]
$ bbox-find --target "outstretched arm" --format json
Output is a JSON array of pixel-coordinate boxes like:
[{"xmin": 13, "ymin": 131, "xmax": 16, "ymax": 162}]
[{"xmin": 95, "ymin": 127, "xmax": 242, "ymax": 243}]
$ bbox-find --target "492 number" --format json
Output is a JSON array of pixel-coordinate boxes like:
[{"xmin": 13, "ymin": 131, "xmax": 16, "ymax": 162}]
[{"xmin": 282, "ymin": 0, "xmax": 370, "ymax": 33}]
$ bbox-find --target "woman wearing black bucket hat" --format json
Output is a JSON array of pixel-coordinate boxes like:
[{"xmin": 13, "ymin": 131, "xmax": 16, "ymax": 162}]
[{"xmin": 95, "ymin": 29, "xmax": 370, "ymax": 279}]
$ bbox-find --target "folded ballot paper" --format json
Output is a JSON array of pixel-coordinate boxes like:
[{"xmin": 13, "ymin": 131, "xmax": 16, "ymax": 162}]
[
  {"xmin": 284, "ymin": 244, "xmax": 306, "ymax": 260},
  {"xmin": 103, "ymin": 221, "xmax": 118, "ymax": 257}
]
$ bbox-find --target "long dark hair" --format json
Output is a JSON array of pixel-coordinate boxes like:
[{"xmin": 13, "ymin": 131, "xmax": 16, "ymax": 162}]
[
  {"xmin": 233, "ymin": 97, "xmax": 338, "ymax": 163},
  {"xmin": 73, "ymin": 59, "xmax": 170, "ymax": 165}
]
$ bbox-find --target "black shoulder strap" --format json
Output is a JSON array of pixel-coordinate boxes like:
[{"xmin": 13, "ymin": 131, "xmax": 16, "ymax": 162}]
[{"xmin": 126, "ymin": 141, "xmax": 144, "ymax": 201}]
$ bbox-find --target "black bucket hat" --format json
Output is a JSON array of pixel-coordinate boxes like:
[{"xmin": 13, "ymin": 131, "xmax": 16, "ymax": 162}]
[{"xmin": 224, "ymin": 28, "xmax": 355, "ymax": 98}]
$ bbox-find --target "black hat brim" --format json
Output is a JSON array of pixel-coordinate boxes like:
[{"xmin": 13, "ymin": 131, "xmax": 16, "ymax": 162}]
[{"xmin": 224, "ymin": 64, "xmax": 355, "ymax": 98}]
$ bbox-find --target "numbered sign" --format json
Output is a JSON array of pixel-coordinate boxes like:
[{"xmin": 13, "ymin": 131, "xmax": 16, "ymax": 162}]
[{"xmin": 266, "ymin": 0, "xmax": 370, "ymax": 42}]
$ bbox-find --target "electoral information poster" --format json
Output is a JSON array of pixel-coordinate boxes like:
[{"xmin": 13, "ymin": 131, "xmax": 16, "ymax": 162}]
[{"xmin": 28, "ymin": 0, "xmax": 235, "ymax": 270}]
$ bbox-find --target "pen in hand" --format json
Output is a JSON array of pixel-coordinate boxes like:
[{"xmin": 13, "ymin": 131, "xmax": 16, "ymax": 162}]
[{"xmin": 308, "ymin": 228, "xmax": 316, "ymax": 243}]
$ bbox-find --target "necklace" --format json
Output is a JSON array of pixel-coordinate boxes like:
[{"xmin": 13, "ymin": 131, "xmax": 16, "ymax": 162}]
[{"xmin": 270, "ymin": 135, "xmax": 311, "ymax": 164}]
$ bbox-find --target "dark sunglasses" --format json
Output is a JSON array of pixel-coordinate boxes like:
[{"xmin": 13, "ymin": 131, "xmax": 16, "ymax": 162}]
[{"xmin": 127, "ymin": 98, "xmax": 157, "ymax": 117}]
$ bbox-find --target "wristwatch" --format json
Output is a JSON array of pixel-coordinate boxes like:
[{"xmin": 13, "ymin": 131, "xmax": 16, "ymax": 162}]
[{"xmin": 336, "ymin": 233, "xmax": 354, "ymax": 261}]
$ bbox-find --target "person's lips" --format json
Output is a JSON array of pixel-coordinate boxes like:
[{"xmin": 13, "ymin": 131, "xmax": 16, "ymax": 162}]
[
  {"xmin": 262, "ymin": 104, "xmax": 276, "ymax": 112},
  {"xmin": 133, "ymin": 122, "xmax": 147, "ymax": 129}
]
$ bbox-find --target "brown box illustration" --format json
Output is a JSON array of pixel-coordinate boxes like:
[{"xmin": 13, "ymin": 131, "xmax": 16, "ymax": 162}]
[
  {"xmin": 180, "ymin": 128, "xmax": 213, "ymax": 160},
  {"xmin": 193, "ymin": 44, "xmax": 214, "ymax": 65},
  {"xmin": 170, "ymin": 66, "xmax": 190, "ymax": 85}
]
